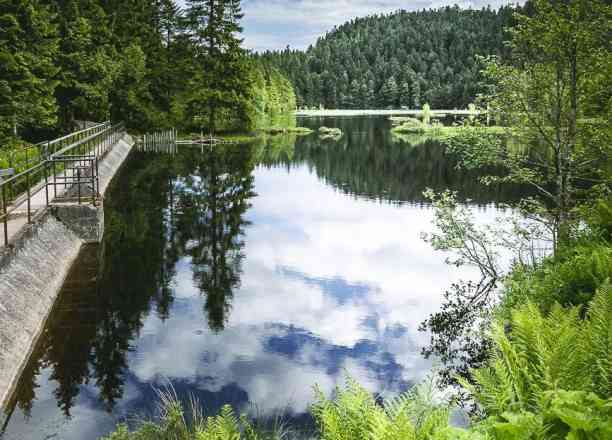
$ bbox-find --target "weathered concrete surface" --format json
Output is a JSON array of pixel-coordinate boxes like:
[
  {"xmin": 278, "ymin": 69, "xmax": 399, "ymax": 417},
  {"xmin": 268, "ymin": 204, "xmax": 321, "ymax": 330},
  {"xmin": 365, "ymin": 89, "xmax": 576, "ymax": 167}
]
[
  {"xmin": 0, "ymin": 214, "xmax": 83, "ymax": 410},
  {"xmin": 0, "ymin": 134, "xmax": 134, "ymax": 410},
  {"xmin": 52, "ymin": 204, "xmax": 104, "ymax": 243}
]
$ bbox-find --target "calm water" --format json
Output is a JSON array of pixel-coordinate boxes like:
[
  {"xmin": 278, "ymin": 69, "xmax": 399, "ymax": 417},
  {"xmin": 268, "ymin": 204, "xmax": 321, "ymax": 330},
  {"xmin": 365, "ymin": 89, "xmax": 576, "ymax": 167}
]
[{"xmin": 1, "ymin": 117, "xmax": 524, "ymax": 439}]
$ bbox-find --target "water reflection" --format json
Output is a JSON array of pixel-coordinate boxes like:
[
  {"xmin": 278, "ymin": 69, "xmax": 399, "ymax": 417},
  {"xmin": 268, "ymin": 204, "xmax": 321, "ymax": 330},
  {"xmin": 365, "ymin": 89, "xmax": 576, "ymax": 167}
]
[
  {"xmin": 2, "ymin": 117, "xmax": 517, "ymax": 439},
  {"xmin": 259, "ymin": 116, "xmax": 527, "ymax": 205},
  {"xmin": 170, "ymin": 148, "xmax": 255, "ymax": 331}
]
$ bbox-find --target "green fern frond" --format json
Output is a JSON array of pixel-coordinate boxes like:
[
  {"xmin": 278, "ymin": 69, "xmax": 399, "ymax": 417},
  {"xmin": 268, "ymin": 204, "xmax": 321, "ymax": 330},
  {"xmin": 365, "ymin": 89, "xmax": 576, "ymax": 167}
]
[{"xmin": 584, "ymin": 282, "xmax": 612, "ymax": 398}]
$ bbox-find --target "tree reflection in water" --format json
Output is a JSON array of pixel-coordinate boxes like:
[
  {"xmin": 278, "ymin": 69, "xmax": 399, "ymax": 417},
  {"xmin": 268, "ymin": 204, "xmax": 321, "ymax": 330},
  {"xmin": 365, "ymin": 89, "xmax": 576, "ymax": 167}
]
[
  {"xmin": 3, "ymin": 117, "xmax": 529, "ymax": 427},
  {"xmin": 169, "ymin": 146, "xmax": 255, "ymax": 331},
  {"xmin": 4, "ymin": 144, "xmax": 257, "ymax": 418}
]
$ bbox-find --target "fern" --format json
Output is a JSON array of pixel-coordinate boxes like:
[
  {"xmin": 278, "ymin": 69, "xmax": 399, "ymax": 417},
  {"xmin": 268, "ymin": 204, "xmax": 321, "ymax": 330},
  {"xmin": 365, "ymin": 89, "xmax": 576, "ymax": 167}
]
[
  {"xmin": 584, "ymin": 282, "xmax": 612, "ymax": 397},
  {"xmin": 311, "ymin": 374, "xmax": 467, "ymax": 440},
  {"xmin": 466, "ymin": 286, "xmax": 612, "ymax": 439}
]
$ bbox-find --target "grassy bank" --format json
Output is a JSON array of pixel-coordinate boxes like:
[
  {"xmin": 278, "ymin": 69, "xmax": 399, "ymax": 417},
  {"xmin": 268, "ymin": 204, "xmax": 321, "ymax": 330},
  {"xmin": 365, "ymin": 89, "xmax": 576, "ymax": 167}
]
[{"xmin": 392, "ymin": 121, "xmax": 506, "ymax": 137}]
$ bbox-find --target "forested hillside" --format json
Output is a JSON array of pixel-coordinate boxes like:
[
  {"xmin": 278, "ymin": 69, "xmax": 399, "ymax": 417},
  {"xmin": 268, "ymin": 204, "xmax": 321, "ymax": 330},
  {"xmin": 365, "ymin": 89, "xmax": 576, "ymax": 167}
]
[
  {"xmin": 261, "ymin": 5, "xmax": 519, "ymax": 109},
  {"xmin": 0, "ymin": 0, "xmax": 295, "ymax": 143}
]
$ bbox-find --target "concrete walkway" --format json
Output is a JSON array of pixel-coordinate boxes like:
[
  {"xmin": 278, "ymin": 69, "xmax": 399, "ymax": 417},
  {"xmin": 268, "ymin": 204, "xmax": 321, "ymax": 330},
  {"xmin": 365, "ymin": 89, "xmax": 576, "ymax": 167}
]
[{"xmin": 2, "ymin": 173, "xmax": 72, "ymax": 248}]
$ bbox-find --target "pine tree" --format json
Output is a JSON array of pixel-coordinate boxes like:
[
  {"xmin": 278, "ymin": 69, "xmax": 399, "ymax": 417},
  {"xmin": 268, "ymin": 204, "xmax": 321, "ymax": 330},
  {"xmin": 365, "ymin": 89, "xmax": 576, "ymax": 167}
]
[
  {"xmin": 53, "ymin": 0, "xmax": 118, "ymax": 129},
  {"xmin": 399, "ymin": 81, "xmax": 411, "ymax": 108},
  {"xmin": 154, "ymin": 0, "xmax": 183, "ymax": 112},
  {"xmin": 412, "ymin": 76, "xmax": 422, "ymax": 109},
  {"xmin": 184, "ymin": 0, "xmax": 252, "ymax": 133},
  {"xmin": 349, "ymin": 79, "xmax": 361, "ymax": 109},
  {"xmin": 381, "ymin": 76, "xmax": 398, "ymax": 108},
  {"xmin": 0, "ymin": 0, "xmax": 58, "ymax": 139}
]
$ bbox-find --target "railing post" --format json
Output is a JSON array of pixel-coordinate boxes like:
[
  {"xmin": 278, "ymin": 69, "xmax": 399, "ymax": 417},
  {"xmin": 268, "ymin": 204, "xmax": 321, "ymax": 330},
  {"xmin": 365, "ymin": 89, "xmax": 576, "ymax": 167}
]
[
  {"xmin": 77, "ymin": 167, "xmax": 81, "ymax": 205},
  {"xmin": 2, "ymin": 185, "xmax": 7, "ymax": 246},
  {"xmin": 95, "ymin": 158, "xmax": 99, "ymax": 204},
  {"xmin": 26, "ymin": 170, "xmax": 31, "ymax": 223},
  {"xmin": 44, "ymin": 161, "xmax": 49, "ymax": 207},
  {"xmin": 52, "ymin": 160, "xmax": 57, "ymax": 199},
  {"xmin": 91, "ymin": 159, "xmax": 94, "ymax": 205}
]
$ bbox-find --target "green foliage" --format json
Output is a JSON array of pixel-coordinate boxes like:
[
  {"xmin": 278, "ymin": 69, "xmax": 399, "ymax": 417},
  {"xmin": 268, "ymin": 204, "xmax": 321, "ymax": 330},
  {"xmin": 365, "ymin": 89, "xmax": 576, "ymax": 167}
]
[
  {"xmin": 467, "ymin": 285, "xmax": 612, "ymax": 416},
  {"xmin": 110, "ymin": 43, "xmax": 158, "ymax": 130},
  {"xmin": 183, "ymin": 0, "xmax": 252, "ymax": 133},
  {"xmin": 53, "ymin": 0, "xmax": 119, "ymax": 129},
  {"xmin": 311, "ymin": 376, "xmax": 475, "ymax": 440},
  {"xmin": 100, "ymin": 390, "xmax": 264, "ymax": 440},
  {"xmin": 479, "ymin": 0, "xmax": 612, "ymax": 246},
  {"xmin": 583, "ymin": 196, "xmax": 612, "ymax": 242},
  {"xmin": 0, "ymin": 0, "xmax": 59, "ymax": 140},
  {"xmin": 262, "ymin": 5, "xmax": 518, "ymax": 109},
  {"xmin": 437, "ymin": 125, "xmax": 507, "ymax": 170},
  {"xmin": 0, "ymin": 0, "xmax": 295, "ymax": 144},
  {"xmin": 461, "ymin": 286, "xmax": 612, "ymax": 439},
  {"xmin": 249, "ymin": 64, "xmax": 296, "ymax": 130},
  {"xmin": 502, "ymin": 243, "xmax": 612, "ymax": 314},
  {"xmin": 479, "ymin": 390, "xmax": 612, "ymax": 440}
]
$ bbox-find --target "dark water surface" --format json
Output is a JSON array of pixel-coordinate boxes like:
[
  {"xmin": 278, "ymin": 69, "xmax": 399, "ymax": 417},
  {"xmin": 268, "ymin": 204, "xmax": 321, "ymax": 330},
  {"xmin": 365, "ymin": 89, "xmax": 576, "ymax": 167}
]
[{"xmin": 1, "ymin": 117, "xmax": 523, "ymax": 439}]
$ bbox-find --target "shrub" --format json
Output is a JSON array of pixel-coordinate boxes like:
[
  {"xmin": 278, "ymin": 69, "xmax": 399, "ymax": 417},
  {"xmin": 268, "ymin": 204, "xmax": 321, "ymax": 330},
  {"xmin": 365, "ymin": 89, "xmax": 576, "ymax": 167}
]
[{"xmin": 502, "ymin": 244, "xmax": 612, "ymax": 314}]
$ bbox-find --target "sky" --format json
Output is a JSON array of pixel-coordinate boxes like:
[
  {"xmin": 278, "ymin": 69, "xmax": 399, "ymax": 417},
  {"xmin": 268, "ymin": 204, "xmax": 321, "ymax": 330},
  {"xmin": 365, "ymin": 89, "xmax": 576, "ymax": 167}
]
[{"xmin": 178, "ymin": 0, "xmax": 523, "ymax": 52}]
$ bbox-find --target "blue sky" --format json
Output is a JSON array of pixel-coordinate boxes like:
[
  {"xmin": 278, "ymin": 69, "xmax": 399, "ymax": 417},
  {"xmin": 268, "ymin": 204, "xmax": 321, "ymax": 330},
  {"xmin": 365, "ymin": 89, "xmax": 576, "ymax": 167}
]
[{"xmin": 178, "ymin": 1, "xmax": 523, "ymax": 52}]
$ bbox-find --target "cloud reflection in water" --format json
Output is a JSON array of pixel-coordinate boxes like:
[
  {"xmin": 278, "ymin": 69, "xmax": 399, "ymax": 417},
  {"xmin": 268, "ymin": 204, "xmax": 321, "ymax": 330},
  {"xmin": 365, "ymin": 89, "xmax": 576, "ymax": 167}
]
[{"xmin": 127, "ymin": 164, "xmax": 483, "ymax": 418}]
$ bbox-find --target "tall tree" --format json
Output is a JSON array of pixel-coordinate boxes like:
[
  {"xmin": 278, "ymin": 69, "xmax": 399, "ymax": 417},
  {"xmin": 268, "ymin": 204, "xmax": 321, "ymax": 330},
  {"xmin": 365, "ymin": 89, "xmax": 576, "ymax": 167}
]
[
  {"xmin": 53, "ymin": 0, "xmax": 118, "ymax": 129},
  {"xmin": 0, "ymin": 0, "xmax": 58, "ymax": 140},
  {"xmin": 483, "ymin": 0, "xmax": 612, "ymax": 247},
  {"xmin": 184, "ymin": 0, "xmax": 252, "ymax": 133}
]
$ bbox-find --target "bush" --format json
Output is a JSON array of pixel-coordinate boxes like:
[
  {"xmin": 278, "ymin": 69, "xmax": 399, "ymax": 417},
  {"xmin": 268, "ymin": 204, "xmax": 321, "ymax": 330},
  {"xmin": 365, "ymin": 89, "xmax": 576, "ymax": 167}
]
[{"xmin": 502, "ymin": 243, "xmax": 612, "ymax": 315}]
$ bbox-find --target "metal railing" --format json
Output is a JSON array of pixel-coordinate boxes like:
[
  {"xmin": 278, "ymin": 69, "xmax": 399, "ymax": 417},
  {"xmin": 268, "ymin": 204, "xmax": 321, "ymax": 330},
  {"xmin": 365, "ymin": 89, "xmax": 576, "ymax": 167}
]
[{"xmin": 0, "ymin": 122, "xmax": 125, "ymax": 246}]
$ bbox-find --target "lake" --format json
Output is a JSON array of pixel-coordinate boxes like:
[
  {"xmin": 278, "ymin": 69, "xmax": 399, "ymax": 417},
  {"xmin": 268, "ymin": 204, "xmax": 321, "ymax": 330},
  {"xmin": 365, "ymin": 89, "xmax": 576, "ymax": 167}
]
[{"xmin": 0, "ymin": 117, "xmax": 524, "ymax": 439}]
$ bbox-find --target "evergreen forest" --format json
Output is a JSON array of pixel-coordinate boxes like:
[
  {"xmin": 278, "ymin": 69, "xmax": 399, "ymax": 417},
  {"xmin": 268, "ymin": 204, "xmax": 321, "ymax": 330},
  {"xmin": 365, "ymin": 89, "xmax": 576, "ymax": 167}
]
[
  {"xmin": 0, "ymin": 0, "xmax": 296, "ymax": 145},
  {"xmin": 261, "ymin": 5, "xmax": 520, "ymax": 109}
]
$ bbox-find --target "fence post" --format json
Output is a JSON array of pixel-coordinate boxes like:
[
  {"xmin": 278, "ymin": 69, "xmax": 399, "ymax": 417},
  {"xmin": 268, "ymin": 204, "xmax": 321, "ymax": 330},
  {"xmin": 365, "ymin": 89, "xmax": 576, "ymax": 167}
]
[
  {"xmin": 44, "ymin": 161, "xmax": 49, "ymax": 207},
  {"xmin": 77, "ymin": 167, "xmax": 81, "ymax": 205},
  {"xmin": 26, "ymin": 170, "xmax": 31, "ymax": 223},
  {"xmin": 2, "ymin": 185, "xmax": 7, "ymax": 246}
]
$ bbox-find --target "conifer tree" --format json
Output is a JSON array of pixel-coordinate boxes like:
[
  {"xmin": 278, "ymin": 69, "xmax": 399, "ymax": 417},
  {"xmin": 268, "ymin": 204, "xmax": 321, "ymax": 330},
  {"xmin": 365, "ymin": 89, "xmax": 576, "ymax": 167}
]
[
  {"xmin": 0, "ymin": 0, "xmax": 58, "ymax": 139},
  {"xmin": 184, "ymin": 0, "xmax": 251, "ymax": 133},
  {"xmin": 53, "ymin": 0, "xmax": 118, "ymax": 129}
]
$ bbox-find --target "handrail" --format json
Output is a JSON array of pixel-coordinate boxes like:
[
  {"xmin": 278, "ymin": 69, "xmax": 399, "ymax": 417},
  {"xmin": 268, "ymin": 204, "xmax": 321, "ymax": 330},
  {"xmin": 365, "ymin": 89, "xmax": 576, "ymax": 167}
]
[
  {"xmin": 46, "ymin": 121, "xmax": 108, "ymax": 147},
  {"xmin": 0, "ymin": 162, "xmax": 46, "ymax": 188},
  {"xmin": 51, "ymin": 125, "xmax": 113, "ymax": 158},
  {"xmin": 0, "ymin": 122, "xmax": 125, "ymax": 247},
  {"xmin": 0, "ymin": 125, "xmax": 115, "ymax": 188}
]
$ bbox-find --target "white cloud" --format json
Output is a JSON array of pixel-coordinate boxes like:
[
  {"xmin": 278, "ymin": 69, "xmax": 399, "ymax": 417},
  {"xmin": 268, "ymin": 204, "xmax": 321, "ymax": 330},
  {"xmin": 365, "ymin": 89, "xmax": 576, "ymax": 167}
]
[{"xmin": 178, "ymin": 1, "xmax": 524, "ymax": 51}]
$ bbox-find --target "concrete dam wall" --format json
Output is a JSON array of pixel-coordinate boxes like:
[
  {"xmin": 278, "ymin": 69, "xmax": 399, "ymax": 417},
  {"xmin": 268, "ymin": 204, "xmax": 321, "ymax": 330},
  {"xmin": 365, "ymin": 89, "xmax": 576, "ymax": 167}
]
[{"xmin": 0, "ymin": 135, "xmax": 134, "ymax": 410}]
